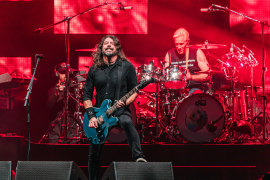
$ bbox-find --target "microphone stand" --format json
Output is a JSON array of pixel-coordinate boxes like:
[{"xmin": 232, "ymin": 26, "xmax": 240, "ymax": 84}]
[
  {"xmin": 34, "ymin": 2, "xmax": 110, "ymax": 142},
  {"xmin": 24, "ymin": 54, "xmax": 43, "ymax": 160},
  {"xmin": 210, "ymin": 4, "xmax": 270, "ymax": 141}
]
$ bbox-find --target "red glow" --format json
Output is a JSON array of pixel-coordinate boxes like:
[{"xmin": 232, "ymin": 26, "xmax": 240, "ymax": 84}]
[
  {"xmin": 230, "ymin": 0, "xmax": 270, "ymax": 34},
  {"xmin": 0, "ymin": 57, "xmax": 31, "ymax": 77},
  {"xmin": 78, "ymin": 56, "xmax": 93, "ymax": 74},
  {"xmin": 0, "ymin": 0, "xmax": 31, "ymax": 1},
  {"xmin": 78, "ymin": 56, "xmax": 161, "ymax": 72},
  {"xmin": 54, "ymin": 0, "xmax": 148, "ymax": 34}
]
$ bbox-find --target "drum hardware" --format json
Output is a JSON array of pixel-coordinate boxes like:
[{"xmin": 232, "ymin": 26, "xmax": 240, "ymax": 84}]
[
  {"xmin": 135, "ymin": 47, "xmax": 265, "ymax": 143},
  {"xmin": 136, "ymin": 60, "xmax": 172, "ymax": 143},
  {"xmin": 218, "ymin": 45, "xmax": 245, "ymax": 139},
  {"xmin": 137, "ymin": 61, "xmax": 162, "ymax": 93},
  {"xmin": 213, "ymin": 43, "xmax": 268, "ymax": 142},
  {"xmin": 70, "ymin": 78, "xmax": 86, "ymax": 143},
  {"xmin": 35, "ymin": 2, "xmax": 112, "ymax": 143},
  {"xmin": 39, "ymin": 71, "xmax": 87, "ymax": 144},
  {"xmin": 164, "ymin": 65, "xmax": 187, "ymax": 90},
  {"xmin": 175, "ymin": 93, "xmax": 225, "ymax": 143},
  {"xmin": 74, "ymin": 47, "xmax": 97, "ymax": 52},
  {"xmin": 188, "ymin": 41, "xmax": 227, "ymax": 50}
]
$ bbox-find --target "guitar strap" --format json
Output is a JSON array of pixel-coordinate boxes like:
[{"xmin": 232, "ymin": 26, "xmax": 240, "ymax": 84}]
[{"xmin": 115, "ymin": 61, "xmax": 124, "ymax": 102}]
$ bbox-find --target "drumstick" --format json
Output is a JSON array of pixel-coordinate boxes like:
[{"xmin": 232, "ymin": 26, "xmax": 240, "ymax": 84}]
[{"xmin": 185, "ymin": 47, "xmax": 189, "ymax": 74}]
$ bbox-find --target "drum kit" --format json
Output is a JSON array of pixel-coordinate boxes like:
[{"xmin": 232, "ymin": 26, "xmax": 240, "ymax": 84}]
[
  {"xmin": 40, "ymin": 42, "xmax": 265, "ymax": 144},
  {"xmin": 39, "ymin": 70, "xmax": 88, "ymax": 144},
  {"xmin": 134, "ymin": 42, "xmax": 264, "ymax": 144}
]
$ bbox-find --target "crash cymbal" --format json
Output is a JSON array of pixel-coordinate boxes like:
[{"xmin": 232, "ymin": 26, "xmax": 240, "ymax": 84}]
[
  {"xmin": 188, "ymin": 43, "xmax": 227, "ymax": 49},
  {"xmin": 75, "ymin": 48, "xmax": 97, "ymax": 52}
]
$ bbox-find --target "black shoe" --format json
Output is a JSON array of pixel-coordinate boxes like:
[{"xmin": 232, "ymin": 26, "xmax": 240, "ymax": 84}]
[{"xmin": 135, "ymin": 157, "xmax": 147, "ymax": 162}]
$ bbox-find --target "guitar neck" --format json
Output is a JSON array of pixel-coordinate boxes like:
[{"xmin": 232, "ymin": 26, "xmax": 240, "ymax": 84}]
[{"xmin": 106, "ymin": 86, "xmax": 138, "ymax": 116}]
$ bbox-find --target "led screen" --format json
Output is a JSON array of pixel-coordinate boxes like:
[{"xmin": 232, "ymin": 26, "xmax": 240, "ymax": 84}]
[
  {"xmin": 230, "ymin": 0, "xmax": 270, "ymax": 34},
  {"xmin": 0, "ymin": 0, "xmax": 31, "ymax": 1},
  {"xmin": 54, "ymin": 0, "xmax": 148, "ymax": 34},
  {"xmin": 0, "ymin": 57, "xmax": 31, "ymax": 78}
]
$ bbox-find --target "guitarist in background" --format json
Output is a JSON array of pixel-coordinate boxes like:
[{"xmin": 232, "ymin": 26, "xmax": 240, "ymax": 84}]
[
  {"xmin": 46, "ymin": 62, "xmax": 77, "ymax": 143},
  {"xmin": 83, "ymin": 35, "xmax": 147, "ymax": 180}
]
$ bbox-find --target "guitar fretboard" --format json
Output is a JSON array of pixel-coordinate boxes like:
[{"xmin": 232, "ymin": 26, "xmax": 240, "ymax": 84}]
[{"xmin": 106, "ymin": 86, "xmax": 139, "ymax": 116}]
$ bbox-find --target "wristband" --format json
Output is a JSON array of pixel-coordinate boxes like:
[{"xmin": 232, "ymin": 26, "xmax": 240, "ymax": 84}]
[{"xmin": 85, "ymin": 107, "xmax": 96, "ymax": 120}]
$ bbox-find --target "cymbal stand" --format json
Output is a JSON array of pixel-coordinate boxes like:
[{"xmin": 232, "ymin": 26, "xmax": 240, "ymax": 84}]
[
  {"xmin": 250, "ymin": 66, "xmax": 254, "ymax": 120},
  {"xmin": 34, "ymin": 2, "xmax": 111, "ymax": 142},
  {"xmin": 228, "ymin": 64, "xmax": 237, "ymax": 141},
  {"xmin": 155, "ymin": 80, "xmax": 161, "ymax": 140},
  {"xmin": 69, "ymin": 82, "xmax": 85, "ymax": 143},
  {"xmin": 210, "ymin": 3, "xmax": 270, "ymax": 141},
  {"xmin": 24, "ymin": 54, "xmax": 43, "ymax": 160}
]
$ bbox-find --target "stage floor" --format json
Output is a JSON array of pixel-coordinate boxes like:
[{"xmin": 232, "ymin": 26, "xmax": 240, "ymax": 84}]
[
  {"xmin": 28, "ymin": 142, "xmax": 270, "ymax": 180},
  {"xmin": 1, "ymin": 136, "xmax": 270, "ymax": 179}
]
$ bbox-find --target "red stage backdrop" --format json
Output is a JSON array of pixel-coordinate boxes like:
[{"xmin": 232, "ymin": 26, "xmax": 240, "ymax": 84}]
[
  {"xmin": 54, "ymin": 0, "xmax": 148, "ymax": 34},
  {"xmin": 230, "ymin": 0, "xmax": 270, "ymax": 34}
]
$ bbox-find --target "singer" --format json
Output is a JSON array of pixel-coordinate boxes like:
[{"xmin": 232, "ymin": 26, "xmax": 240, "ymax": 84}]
[
  {"xmin": 83, "ymin": 35, "xmax": 146, "ymax": 180},
  {"xmin": 164, "ymin": 27, "xmax": 210, "ymax": 94}
]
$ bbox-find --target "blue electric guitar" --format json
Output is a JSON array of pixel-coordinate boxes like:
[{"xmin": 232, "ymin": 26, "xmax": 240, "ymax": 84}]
[{"xmin": 83, "ymin": 78, "xmax": 154, "ymax": 144}]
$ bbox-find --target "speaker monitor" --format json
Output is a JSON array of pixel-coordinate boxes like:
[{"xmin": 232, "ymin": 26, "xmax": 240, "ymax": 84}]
[
  {"xmin": 102, "ymin": 162, "xmax": 174, "ymax": 180},
  {"xmin": 15, "ymin": 161, "xmax": 87, "ymax": 180},
  {"xmin": 0, "ymin": 161, "xmax": 12, "ymax": 180}
]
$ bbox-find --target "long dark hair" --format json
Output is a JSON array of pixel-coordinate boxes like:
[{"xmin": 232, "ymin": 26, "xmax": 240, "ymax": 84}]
[{"xmin": 92, "ymin": 35, "xmax": 127, "ymax": 68}]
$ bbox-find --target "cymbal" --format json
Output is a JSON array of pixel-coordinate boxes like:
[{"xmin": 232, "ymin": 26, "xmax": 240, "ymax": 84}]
[
  {"xmin": 75, "ymin": 48, "xmax": 97, "ymax": 52},
  {"xmin": 188, "ymin": 43, "xmax": 227, "ymax": 49},
  {"xmin": 195, "ymin": 69, "xmax": 223, "ymax": 74}
]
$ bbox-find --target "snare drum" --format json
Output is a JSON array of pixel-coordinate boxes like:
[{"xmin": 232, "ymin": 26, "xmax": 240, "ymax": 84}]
[
  {"xmin": 164, "ymin": 65, "xmax": 186, "ymax": 89},
  {"xmin": 137, "ymin": 64, "xmax": 161, "ymax": 92}
]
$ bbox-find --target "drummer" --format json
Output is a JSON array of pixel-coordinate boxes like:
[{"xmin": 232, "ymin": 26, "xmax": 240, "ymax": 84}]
[{"xmin": 164, "ymin": 27, "xmax": 210, "ymax": 94}]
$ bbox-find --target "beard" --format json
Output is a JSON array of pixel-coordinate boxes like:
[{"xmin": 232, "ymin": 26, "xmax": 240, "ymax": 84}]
[{"xmin": 102, "ymin": 48, "xmax": 117, "ymax": 58}]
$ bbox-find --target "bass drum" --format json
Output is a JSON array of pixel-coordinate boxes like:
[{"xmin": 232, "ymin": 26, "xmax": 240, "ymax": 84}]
[
  {"xmin": 176, "ymin": 94, "xmax": 225, "ymax": 143},
  {"xmin": 106, "ymin": 103, "xmax": 137, "ymax": 144}
]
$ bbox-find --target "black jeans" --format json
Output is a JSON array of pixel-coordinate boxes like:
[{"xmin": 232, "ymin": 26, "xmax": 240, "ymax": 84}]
[{"xmin": 88, "ymin": 113, "xmax": 144, "ymax": 180}]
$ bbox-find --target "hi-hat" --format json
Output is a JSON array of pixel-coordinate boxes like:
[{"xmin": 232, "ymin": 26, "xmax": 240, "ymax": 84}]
[
  {"xmin": 188, "ymin": 43, "xmax": 227, "ymax": 49},
  {"xmin": 75, "ymin": 48, "xmax": 97, "ymax": 52}
]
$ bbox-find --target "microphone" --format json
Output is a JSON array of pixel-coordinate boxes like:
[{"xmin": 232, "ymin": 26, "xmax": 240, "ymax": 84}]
[
  {"xmin": 200, "ymin": 7, "xmax": 212, "ymax": 13},
  {"xmin": 207, "ymin": 114, "xmax": 224, "ymax": 132},
  {"xmin": 118, "ymin": 2, "xmax": 133, "ymax": 10},
  {"xmin": 200, "ymin": 5, "xmax": 225, "ymax": 13},
  {"xmin": 35, "ymin": 54, "xmax": 44, "ymax": 59},
  {"xmin": 207, "ymin": 121, "xmax": 217, "ymax": 133},
  {"xmin": 120, "ymin": 6, "xmax": 133, "ymax": 10},
  {"xmin": 34, "ymin": 28, "xmax": 44, "ymax": 34}
]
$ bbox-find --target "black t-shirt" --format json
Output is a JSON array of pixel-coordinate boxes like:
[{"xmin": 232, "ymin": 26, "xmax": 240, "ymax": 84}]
[
  {"xmin": 167, "ymin": 48, "xmax": 207, "ymax": 90},
  {"xmin": 83, "ymin": 58, "xmax": 137, "ymax": 116}
]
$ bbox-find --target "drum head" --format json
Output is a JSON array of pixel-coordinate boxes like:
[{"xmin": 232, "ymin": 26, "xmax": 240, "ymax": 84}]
[
  {"xmin": 176, "ymin": 93, "xmax": 225, "ymax": 143},
  {"xmin": 164, "ymin": 65, "xmax": 186, "ymax": 89},
  {"xmin": 137, "ymin": 64, "xmax": 161, "ymax": 93}
]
